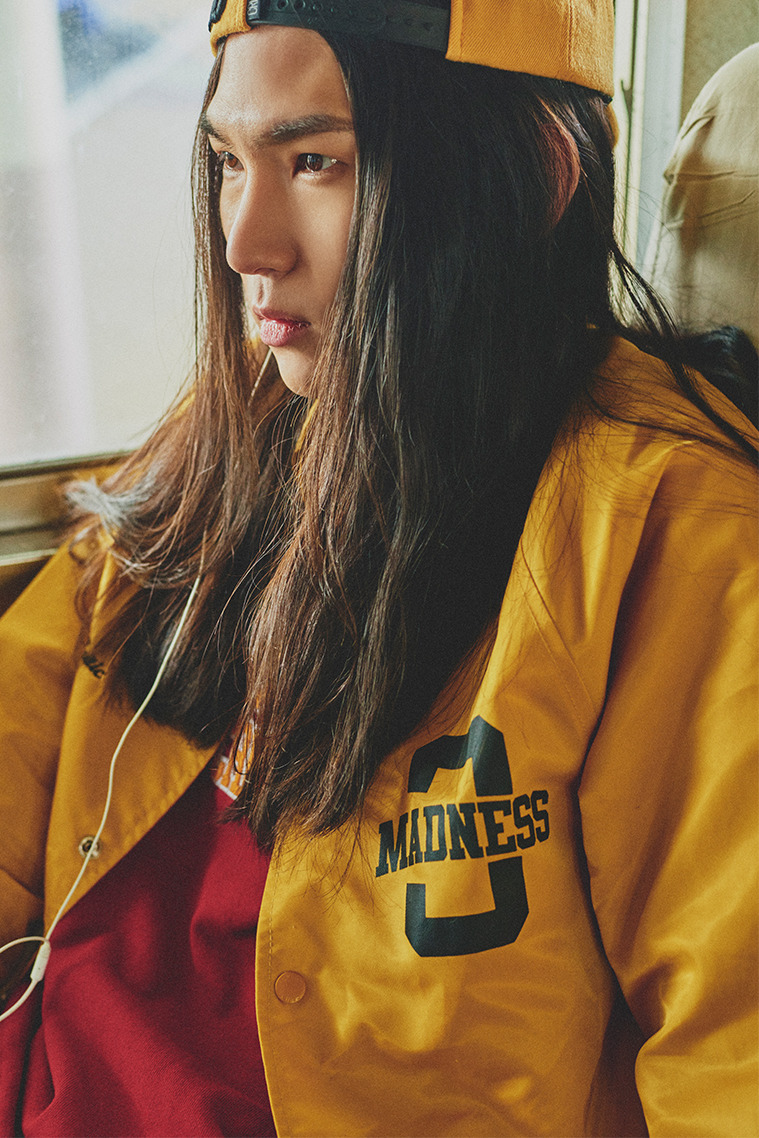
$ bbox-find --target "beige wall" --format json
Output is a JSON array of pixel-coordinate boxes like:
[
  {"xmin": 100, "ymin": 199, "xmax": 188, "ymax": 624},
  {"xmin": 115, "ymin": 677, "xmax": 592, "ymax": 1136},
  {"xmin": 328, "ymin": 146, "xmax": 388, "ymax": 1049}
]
[{"xmin": 681, "ymin": 0, "xmax": 758, "ymax": 118}]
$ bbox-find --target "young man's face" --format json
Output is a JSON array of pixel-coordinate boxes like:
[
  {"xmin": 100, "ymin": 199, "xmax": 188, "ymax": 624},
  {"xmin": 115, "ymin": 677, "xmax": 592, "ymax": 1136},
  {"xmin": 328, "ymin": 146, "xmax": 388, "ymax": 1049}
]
[{"xmin": 204, "ymin": 27, "xmax": 356, "ymax": 395}]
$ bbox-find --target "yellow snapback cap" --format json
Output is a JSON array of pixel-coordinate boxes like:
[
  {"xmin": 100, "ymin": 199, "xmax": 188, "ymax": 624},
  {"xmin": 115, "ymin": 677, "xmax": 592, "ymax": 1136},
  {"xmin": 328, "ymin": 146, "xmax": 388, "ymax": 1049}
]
[{"xmin": 208, "ymin": 0, "xmax": 614, "ymax": 97}]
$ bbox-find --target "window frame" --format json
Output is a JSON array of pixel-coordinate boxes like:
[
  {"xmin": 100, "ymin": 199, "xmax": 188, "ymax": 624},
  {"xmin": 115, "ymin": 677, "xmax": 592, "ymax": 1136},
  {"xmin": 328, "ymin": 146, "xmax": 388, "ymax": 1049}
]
[{"xmin": 0, "ymin": 454, "xmax": 125, "ymax": 613}]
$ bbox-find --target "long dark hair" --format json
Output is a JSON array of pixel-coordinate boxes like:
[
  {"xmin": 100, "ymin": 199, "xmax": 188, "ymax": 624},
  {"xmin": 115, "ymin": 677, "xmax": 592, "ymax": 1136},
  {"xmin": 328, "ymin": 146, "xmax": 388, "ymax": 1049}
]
[{"xmin": 71, "ymin": 34, "xmax": 757, "ymax": 849}]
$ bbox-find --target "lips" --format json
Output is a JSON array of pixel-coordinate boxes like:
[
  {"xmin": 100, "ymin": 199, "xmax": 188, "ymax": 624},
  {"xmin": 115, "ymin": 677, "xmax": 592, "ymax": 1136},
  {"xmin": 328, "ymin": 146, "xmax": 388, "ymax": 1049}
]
[{"xmin": 254, "ymin": 310, "xmax": 310, "ymax": 349}]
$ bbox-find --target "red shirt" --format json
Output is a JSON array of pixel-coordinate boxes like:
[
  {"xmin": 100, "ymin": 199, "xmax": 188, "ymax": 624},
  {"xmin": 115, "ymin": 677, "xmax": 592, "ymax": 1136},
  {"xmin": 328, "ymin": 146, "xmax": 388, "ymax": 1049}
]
[{"xmin": 2, "ymin": 748, "xmax": 274, "ymax": 1137}]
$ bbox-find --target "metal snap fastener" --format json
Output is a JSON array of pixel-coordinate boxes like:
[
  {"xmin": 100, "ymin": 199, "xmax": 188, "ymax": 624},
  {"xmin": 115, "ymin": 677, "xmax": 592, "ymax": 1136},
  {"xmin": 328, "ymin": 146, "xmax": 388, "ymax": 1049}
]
[
  {"xmin": 274, "ymin": 971, "xmax": 307, "ymax": 1003},
  {"xmin": 78, "ymin": 835, "xmax": 101, "ymax": 858}
]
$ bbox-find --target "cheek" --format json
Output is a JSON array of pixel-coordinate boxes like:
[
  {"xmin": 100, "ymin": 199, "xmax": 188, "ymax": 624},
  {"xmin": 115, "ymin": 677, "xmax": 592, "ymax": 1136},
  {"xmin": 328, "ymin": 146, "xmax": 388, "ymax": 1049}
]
[
  {"xmin": 314, "ymin": 195, "xmax": 354, "ymax": 296},
  {"xmin": 218, "ymin": 188, "xmax": 235, "ymax": 242},
  {"xmin": 217, "ymin": 172, "xmax": 247, "ymax": 245}
]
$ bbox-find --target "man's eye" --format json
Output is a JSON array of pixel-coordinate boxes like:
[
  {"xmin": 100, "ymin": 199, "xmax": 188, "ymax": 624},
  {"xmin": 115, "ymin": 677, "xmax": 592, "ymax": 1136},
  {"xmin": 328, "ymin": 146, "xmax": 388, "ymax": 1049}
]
[
  {"xmin": 215, "ymin": 149, "xmax": 241, "ymax": 172},
  {"xmin": 295, "ymin": 153, "xmax": 339, "ymax": 174}
]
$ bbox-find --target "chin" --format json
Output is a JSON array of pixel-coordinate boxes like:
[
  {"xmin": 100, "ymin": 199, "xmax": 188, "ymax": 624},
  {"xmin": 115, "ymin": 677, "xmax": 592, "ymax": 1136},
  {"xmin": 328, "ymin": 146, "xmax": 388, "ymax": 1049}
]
[{"xmin": 273, "ymin": 352, "xmax": 314, "ymax": 397}]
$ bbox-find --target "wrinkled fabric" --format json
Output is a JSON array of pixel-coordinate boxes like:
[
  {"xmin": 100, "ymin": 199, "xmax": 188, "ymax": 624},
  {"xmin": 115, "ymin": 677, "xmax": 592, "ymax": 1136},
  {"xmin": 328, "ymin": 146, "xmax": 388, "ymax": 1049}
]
[
  {"xmin": 646, "ymin": 44, "xmax": 759, "ymax": 347},
  {"xmin": 1, "ymin": 338, "xmax": 757, "ymax": 1136},
  {"xmin": 10, "ymin": 764, "xmax": 273, "ymax": 1138}
]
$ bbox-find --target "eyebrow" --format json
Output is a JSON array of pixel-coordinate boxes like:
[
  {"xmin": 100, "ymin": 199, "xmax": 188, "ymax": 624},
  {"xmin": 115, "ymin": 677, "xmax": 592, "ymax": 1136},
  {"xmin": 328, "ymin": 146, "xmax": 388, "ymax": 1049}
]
[{"xmin": 200, "ymin": 111, "xmax": 354, "ymax": 149}]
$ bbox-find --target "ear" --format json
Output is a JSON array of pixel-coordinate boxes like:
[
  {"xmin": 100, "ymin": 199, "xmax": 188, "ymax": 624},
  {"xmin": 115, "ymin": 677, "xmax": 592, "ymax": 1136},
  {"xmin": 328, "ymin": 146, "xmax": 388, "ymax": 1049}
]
[{"xmin": 539, "ymin": 108, "xmax": 581, "ymax": 229}]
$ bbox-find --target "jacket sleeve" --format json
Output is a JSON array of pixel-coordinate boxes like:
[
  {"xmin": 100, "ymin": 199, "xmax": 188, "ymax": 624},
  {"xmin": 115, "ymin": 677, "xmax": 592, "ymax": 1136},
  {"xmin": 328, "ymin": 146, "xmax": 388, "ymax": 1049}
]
[
  {"xmin": 578, "ymin": 445, "xmax": 758, "ymax": 1136},
  {"xmin": 0, "ymin": 546, "xmax": 83, "ymax": 987}
]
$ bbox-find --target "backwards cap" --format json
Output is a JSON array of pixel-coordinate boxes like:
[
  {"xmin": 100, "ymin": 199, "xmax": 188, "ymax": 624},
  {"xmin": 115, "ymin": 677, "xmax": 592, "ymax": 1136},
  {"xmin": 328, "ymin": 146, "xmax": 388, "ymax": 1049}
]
[{"xmin": 208, "ymin": 0, "xmax": 614, "ymax": 98}]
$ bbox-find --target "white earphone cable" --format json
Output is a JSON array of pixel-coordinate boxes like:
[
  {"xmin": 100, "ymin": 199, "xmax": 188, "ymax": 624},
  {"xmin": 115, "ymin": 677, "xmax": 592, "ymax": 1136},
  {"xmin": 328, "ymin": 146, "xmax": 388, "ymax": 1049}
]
[{"xmin": 0, "ymin": 552, "xmax": 204, "ymax": 1023}]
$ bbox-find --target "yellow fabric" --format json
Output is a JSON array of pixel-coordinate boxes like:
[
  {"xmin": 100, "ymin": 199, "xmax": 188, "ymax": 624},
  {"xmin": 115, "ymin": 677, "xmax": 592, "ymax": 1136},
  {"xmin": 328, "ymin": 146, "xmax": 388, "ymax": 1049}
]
[
  {"xmin": 0, "ymin": 552, "xmax": 215, "ymax": 946},
  {"xmin": 1, "ymin": 338, "xmax": 757, "ymax": 1135},
  {"xmin": 210, "ymin": 0, "xmax": 615, "ymax": 95},
  {"xmin": 210, "ymin": 0, "xmax": 252, "ymax": 51},
  {"xmin": 447, "ymin": 0, "xmax": 613, "ymax": 94}
]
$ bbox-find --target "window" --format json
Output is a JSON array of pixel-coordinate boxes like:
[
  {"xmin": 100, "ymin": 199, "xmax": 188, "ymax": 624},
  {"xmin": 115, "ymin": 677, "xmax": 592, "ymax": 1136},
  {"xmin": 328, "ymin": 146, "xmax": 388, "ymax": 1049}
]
[
  {"xmin": 614, "ymin": 0, "xmax": 757, "ymax": 266},
  {"xmin": 613, "ymin": 0, "xmax": 688, "ymax": 265},
  {"xmin": 0, "ymin": 0, "xmax": 210, "ymax": 470}
]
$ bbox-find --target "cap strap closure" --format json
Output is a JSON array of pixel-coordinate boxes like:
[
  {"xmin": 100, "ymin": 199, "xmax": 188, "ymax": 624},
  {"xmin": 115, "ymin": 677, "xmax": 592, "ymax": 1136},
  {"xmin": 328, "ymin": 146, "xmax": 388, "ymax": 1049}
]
[{"xmin": 211, "ymin": 0, "xmax": 450, "ymax": 52}]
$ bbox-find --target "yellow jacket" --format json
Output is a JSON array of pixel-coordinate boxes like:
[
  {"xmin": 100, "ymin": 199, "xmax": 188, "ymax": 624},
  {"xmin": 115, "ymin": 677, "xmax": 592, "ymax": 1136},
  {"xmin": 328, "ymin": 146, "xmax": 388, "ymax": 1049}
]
[{"xmin": 1, "ymin": 339, "xmax": 757, "ymax": 1136}]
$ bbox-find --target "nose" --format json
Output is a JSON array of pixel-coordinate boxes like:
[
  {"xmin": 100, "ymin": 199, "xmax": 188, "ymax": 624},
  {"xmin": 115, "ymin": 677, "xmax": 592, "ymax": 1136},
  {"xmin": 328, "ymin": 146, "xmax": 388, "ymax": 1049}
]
[{"xmin": 222, "ymin": 169, "xmax": 297, "ymax": 279}]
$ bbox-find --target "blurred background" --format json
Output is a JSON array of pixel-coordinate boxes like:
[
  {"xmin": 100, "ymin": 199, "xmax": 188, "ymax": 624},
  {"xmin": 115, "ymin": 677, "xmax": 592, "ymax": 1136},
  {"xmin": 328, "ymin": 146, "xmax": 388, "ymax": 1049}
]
[{"xmin": 0, "ymin": 0, "xmax": 208, "ymax": 467}]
